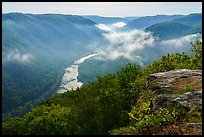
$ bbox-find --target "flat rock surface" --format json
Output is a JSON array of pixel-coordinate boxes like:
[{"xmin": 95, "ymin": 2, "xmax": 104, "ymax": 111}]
[
  {"xmin": 148, "ymin": 69, "xmax": 202, "ymax": 91},
  {"xmin": 148, "ymin": 69, "xmax": 202, "ymax": 109}
]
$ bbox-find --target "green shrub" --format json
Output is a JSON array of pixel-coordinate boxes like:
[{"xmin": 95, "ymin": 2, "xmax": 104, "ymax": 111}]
[{"xmin": 148, "ymin": 83, "xmax": 161, "ymax": 91}]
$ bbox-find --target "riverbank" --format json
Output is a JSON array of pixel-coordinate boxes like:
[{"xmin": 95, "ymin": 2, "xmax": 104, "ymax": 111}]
[{"xmin": 57, "ymin": 53, "xmax": 97, "ymax": 93}]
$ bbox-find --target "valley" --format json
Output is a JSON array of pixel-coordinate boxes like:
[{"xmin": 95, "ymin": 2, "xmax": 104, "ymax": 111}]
[
  {"xmin": 2, "ymin": 2, "xmax": 202, "ymax": 134},
  {"xmin": 2, "ymin": 12, "xmax": 202, "ymax": 122}
]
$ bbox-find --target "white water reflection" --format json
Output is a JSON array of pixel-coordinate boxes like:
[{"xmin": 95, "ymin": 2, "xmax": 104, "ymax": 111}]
[{"xmin": 57, "ymin": 53, "xmax": 97, "ymax": 93}]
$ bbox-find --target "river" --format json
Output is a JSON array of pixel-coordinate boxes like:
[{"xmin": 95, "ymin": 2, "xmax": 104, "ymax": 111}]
[{"xmin": 57, "ymin": 53, "xmax": 97, "ymax": 93}]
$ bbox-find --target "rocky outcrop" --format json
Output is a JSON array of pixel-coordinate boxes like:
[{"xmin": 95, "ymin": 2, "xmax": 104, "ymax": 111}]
[
  {"xmin": 147, "ymin": 69, "xmax": 202, "ymax": 109},
  {"xmin": 153, "ymin": 90, "xmax": 202, "ymax": 109},
  {"xmin": 147, "ymin": 69, "xmax": 202, "ymax": 91},
  {"xmin": 147, "ymin": 69, "xmax": 202, "ymax": 135},
  {"xmin": 173, "ymin": 90, "xmax": 202, "ymax": 108},
  {"xmin": 116, "ymin": 69, "xmax": 202, "ymax": 135}
]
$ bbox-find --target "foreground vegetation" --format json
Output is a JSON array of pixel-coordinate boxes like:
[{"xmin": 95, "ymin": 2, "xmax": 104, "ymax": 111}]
[{"xmin": 2, "ymin": 40, "xmax": 202, "ymax": 135}]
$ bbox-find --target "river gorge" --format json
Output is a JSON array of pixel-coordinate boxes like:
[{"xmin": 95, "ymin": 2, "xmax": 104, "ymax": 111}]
[{"xmin": 57, "ymin": 53, "xmax": 97, "ymax": 93}]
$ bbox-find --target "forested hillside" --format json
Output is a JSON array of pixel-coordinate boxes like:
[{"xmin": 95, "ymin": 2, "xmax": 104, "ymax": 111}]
[
  {"xmin": 125, "ymin": 14, "xmax": 184, "ymax": 29},
  {"xmin": 78, "ymin": 57, "xmax": 134, "ymax": 84},
  {"xmin": 2, "ymin": 13, "xmax": 105, "ymax": 122},
  {"xmin": 2, "ymin": 40, "xmax": 202, "ymax": 135},
  {"xmin": 145, "ymin": 13, "xmax": 202, "ymax": 40}
]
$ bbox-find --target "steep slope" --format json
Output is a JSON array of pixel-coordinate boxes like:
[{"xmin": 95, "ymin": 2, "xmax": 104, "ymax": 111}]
[
  {"xmin": 78, "ymin": 56, "xmax": 134, "ymax": 84},
  {"xmin": 145, "ymin": 13, "xmax": 202, "ymax": 40},
  {"xmin": 125, "ymin": 14, "xmax": 184, "ymax": 30},
  {"xmin": 2, "ymin": 12, "xmax": 105, "ymax": 121}
]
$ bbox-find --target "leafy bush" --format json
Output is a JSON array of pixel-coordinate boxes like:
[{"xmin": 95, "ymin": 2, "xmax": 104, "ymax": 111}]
[
  {"xmin": 128, "ymin": 93, "xmax": 188, "ymax": 135},
  {"xmin": 148, "ymin": 83, "xmax": 161, "ymax": 91}
]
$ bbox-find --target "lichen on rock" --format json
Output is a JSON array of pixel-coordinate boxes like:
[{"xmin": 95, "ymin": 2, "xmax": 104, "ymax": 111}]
[{"xmin": 147, "ymin": 69, "xmax": 202, "ymax": 92}]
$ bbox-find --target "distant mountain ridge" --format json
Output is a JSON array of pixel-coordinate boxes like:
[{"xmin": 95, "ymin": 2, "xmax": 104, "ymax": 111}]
[
  {"xmin": 83, "ymin": 15, "xmax": 139, "ymax": 24},
  {"xmin": 145, "ymin": 13, "xmax": 202, "ymax": 39},
  {"xmin": 125, "ymin": 14, "xmax": 184, "ymax": 29},
  {"xmin": 3, "ymin": 12, "xmax": 96, "ymax": 24},
  {"xmin": 2, "ymin": 12, "xmax": 104, "ymax": 60}
]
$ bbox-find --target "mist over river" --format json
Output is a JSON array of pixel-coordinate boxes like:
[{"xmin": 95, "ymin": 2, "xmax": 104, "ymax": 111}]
[{"xmin": 57, "ymin": 53, "xmax": 97, "ymax": 93}]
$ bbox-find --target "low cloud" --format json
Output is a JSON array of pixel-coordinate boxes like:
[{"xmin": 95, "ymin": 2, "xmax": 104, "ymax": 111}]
[
  {"xmin": 161, "ymin": 33, "xmax": 202, "ymax": 47},
  {"xmin": 95, "ymin": 28, "xmax": 202, "ymax": 67},
  {"xmin": 160, "ymin": 33, "xmax": 202, "ymax": 54},
  {"xmin": 95, "ymin": 21, "xmax": 127, "ymax": 32},
  {"xmin": 6, "ymin": 49, "xmax": 33, "ymax": 63},
  {"xmin": 95, "ymin": 24, "xmax": 113, "ymax": 32},
  {"xmin": 96, "ymin": 29, "xmax": 155, "ymax": 66},
  {"xmin": 112, "ymin": 22, "xmax": 127, "ymax": 28}
]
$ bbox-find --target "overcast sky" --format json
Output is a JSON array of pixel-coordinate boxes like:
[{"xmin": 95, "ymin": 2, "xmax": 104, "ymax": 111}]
[{"xmin": 2, "ymin": 2, "xmax": 202, "ymax": 17}]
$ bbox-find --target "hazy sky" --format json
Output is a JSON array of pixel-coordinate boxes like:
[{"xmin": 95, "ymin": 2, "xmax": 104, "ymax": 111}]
[{"xmin": 2, "ymin": 2, "xmax": 202, "ymax": 17}]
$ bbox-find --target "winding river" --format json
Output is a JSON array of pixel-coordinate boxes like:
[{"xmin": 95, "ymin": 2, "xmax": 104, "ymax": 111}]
[{"xmin": 57, "ymin": 53, "xmax": 97, "ymax": 93}]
